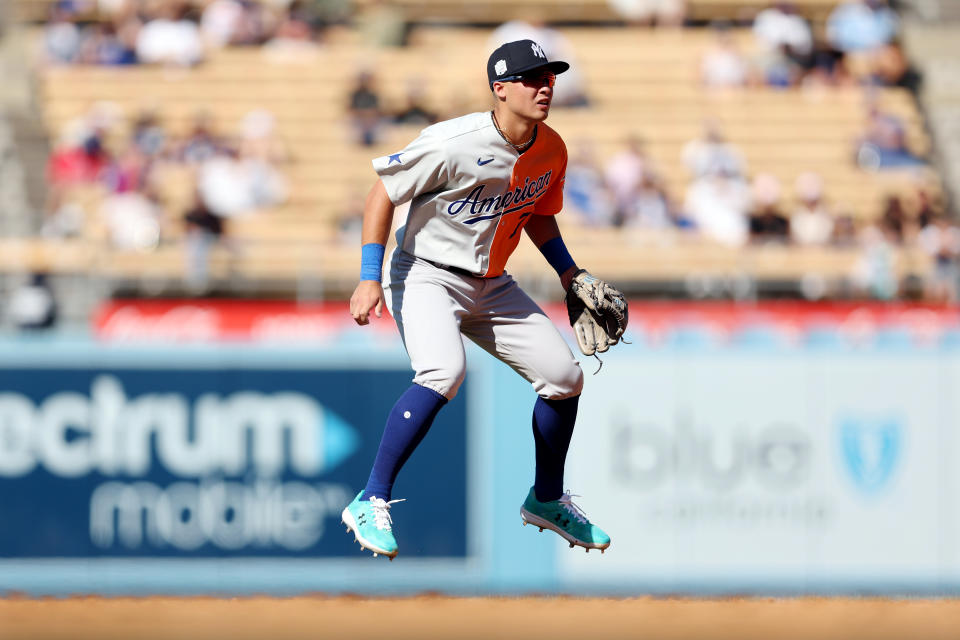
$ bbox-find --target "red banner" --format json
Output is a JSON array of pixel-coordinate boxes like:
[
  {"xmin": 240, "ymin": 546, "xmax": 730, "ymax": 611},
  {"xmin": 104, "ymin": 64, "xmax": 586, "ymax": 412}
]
[
  {"xmin": 93, "ymin": 300, "xmax": 390, "ymax": 342},
  {"xmin": 93, "ymin": 299, "xmax": 960, "ymax": 343}
]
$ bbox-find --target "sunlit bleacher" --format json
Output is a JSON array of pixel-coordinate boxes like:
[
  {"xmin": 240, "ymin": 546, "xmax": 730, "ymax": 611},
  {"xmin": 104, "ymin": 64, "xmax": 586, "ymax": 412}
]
[{"xmin": 11, "ymin": 5, "xmax": 943, "ymax": 295}]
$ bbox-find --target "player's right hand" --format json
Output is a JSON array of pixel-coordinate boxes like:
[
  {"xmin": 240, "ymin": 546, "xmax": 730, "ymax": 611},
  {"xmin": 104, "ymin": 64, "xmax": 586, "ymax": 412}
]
[{"xmin": 350, "ymin": 280, "xmax": 385, "ymax": 326}]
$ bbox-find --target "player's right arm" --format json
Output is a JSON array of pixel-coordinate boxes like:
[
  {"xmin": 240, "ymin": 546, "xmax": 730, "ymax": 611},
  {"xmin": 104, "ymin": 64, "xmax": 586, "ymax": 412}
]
[{"xmin": 349, "ymin": 179, "xmax": 395, "ymax": 326}]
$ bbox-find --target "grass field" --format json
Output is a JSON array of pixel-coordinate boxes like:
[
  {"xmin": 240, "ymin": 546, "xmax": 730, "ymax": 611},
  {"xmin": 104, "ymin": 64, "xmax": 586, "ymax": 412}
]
[{"xmin": 3, "ymin": 596, "xmax": 960, "ymax": 639}]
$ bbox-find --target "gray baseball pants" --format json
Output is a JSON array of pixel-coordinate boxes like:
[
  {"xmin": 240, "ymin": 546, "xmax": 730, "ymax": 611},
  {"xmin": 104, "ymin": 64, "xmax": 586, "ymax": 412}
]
[{"xmin": 384, "ymin": 251, "xmax": 583, "ymax": 401}]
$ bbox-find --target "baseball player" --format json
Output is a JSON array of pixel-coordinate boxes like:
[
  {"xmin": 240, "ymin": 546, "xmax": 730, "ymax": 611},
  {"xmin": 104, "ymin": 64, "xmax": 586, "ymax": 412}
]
[{"xmin": 342, "ymin": 39, "xmax": 628, "ymax": 559}]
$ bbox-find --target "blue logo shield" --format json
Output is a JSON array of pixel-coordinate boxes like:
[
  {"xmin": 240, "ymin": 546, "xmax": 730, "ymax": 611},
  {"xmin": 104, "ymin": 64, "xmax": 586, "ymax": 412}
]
[{"xmin": 839, "ymin": 418, "xmax": 902, "ymax": 493}]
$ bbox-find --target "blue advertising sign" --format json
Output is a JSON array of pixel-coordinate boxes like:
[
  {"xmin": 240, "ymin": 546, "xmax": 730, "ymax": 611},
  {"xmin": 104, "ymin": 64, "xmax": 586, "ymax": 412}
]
[{"xmin": 0, "ymin": 367, "xmax": 467, "ymax": 558}]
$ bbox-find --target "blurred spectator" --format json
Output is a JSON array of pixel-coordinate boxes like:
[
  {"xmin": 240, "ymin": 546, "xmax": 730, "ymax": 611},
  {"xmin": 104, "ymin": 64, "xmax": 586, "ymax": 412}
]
[
  {"xmin": 880, "ymin": 193, "xmax": 908, "ymax": 242},
  {"xmin": 790, "ymin": 172, "xmax": 835, "ymax": 246},
  {"xmin": 754, "ymin": 42, "xmax": 802, "ymax": 88},
  {"xmin": 42, "ymin": 0, "xmax": 335, "ymax": 67},
  {"xmin": 198, "ymin": 150, "xmax": 255, "ymax": 216},
  {"xmin": 748, "ymin": 173, "xmax": 790, "ymax": 243},
  {"xmin": 240, "ymin": 108, "xmax": 289, "ymax": 162},
  {"xmin": 136, "ymin": 1, "xmax": 204, "ymax": 66},
  {"xmin": 197, "ymin": 148, "xmax": 284, "ymax": 217},
  {"xmin": 853, "ymin": 221, "xmax": 899, "ymax": 299},
  {"xmin": 178, "ymin": 110, "xmax": 231, "ymax": 165},
  {"xmin": 348, "ymin": 70, "xmax": 384, "ymax": 147},
  {"xmin": 865, "ymin": 43, "xmax": 921, "ymax": 94},
  {"xmin": 565, "ymin": 141, "xmax": 615, "ymax": 227},
  {"xmin": 801, "ymin": 46, "xmax": 855, "ymax": 89},
  {"xmin": 489, "ymin": 17, "xmax": 589, "ymax": 107},
  {"xmin": 102, "ymin": 145, "xmax": 150, "ymax": 193},
  {"xmin": 183, "ymin": 190, "xmax": 228, "ymax": 291},
  {"xmin": 357, "ymin": 0, "xmax": 408, "ymax": 48},
  {"xmin": 826, "ymin": 0, "xmax": 899, "ymax": 54},
  {"xmin": 201, "ymin": 0, "xmax": 246, "ymax": 48},
  {"xmin": 605, "ymin": 136, "xmax": 652, "ymax": 224},
  {"xmin": 700, "ymin": 23, "xmax": 751, "ymax": 89},
  {"xmin": 855, "ymin": 104, "xmax": 925, "ymax": 170},
  {"xmin": 392, "ymin": 81, "xmax": 438, "ymax": 126},
  {"xmin": 226, "ymin": 0, "xmax": 277, "ymax": 46},
  {"xmin": 338, "ymin": 188, "xmax": 366, "ymax": 245},
  {"xmin": 78, "ymin": 21, "xmax": 138, "ymax": 65},
  {"xmin": 8, "ymin": 273, "xmax": 57, "ymax": 331},
  {"xmin": 752, "ymin": 3, "xmax": 814, "ymax": 87},
  {"xmin": 265, "ymin": 0, "xmax": 320, "ymax": 55},
  {"xmin": 131, "ymin": 107, "xmax": 167, "ymax": 158},
  {"xmin": 47, "ymin": 129, "xmax": 111, "ymax": 186},
  {"xmin": 99, "ymin": 187, "xmax": 163, "ymax": 251},
  {"xmin": 918, "ymin": 215, "xmax": 960, "ymax": 303},
  {"xmin": 682, "ymin": 120, "xmax": 746, "ymax": 179},
  {"xmin": 620, "ymin": 172, "xmax": 678, "ymax": 230},
  {"xmin": 606, "ymin": 0, "xmax": 686, "ymax": 27},
  {"xmin": 194, "ymin": 112, "xmax": 287, "ymax": 218},
  {"xmin": 683, "ymin": 169, "xmax": 752, "ymax": 246},
  {"xmin": 44, "ymin": 4, "xmax": 83, "ymax": 63},
  {"xmin": 904, "ymin": 176, "xmax": 945, "ymax": 228},
  {"xmin": 238, "ymin": 109, "xmax": 289, "ymax": 206},
  {"xmin": 753, "ymin": 3, "xmax": 813, "ymax": 60},
  {"xmin": 832, "ymin": 212, "xmax": 859, "ymax": 247}
]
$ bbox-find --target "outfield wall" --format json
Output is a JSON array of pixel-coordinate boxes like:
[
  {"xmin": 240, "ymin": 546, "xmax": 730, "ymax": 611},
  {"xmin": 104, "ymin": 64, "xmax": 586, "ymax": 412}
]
[{"xmin": 0, "ymin": 327, "xmax": 958, "ymax": 596}]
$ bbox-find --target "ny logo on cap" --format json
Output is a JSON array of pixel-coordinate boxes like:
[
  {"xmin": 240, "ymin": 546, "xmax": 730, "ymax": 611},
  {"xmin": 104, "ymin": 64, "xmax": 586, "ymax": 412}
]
[{"xmin": 531, "ymin": 43, "xmax": 546, "ymax": 59}]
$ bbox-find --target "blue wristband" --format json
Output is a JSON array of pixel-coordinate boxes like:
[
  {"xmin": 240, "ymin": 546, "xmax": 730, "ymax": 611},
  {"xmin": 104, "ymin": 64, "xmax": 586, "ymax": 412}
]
[
  {"xmin": 538, "ymin": 236, "xmax": 576, "ymax": 277},
  {"xmin": 360, "ymin": 243, "xmax": 385, "ymax": 282}
]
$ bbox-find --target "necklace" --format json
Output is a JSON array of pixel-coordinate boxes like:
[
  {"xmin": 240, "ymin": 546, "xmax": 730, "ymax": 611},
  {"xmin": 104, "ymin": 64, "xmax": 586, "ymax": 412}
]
[{"xmin": 491, "ymin": 111, "xmax": 535, "ymax": 152}]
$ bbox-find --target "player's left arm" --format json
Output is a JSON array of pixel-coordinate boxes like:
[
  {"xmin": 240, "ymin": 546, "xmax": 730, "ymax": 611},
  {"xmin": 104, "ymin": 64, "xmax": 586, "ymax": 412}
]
[
  {"xmin": 525, "ymin": 214, "xmax": 628, "ymax": 356},
  {"xmin": 526, "ymin": 131, "xmax": 576, "ymax": 287},
  {"xmin": 524, "ymin": 214, "xmax": 578, "ymax": 290}
]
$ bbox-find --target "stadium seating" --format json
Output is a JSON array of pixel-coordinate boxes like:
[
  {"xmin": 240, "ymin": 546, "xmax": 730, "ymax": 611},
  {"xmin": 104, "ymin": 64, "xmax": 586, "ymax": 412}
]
[
  {"xmin": 18, "ymin": 21, "xmax": 942, "ymax": 293},
  {"xmin": 10, "ymin": 0, "xmax": 842, "ymax": 25}
]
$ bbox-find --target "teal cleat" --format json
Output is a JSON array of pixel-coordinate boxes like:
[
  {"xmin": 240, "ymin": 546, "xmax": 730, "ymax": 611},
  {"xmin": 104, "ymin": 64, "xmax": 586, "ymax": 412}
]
[
  {"xmin": 520, "ymin": 487, "xmax": 611, "ymax": 553},
  {"xmin": 341, "ymin": 492, "xmax": 405, "ymax": 560}
]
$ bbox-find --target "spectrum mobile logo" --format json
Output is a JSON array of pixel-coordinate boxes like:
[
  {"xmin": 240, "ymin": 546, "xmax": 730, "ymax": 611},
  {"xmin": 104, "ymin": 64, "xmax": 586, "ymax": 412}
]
[
  {"xmin": 838, "ymin": 417, "xmax": 902, "ymax": 494},
  {"xmin": 0, "ymin": 375, "xmax": 359, "ymax": 479}
]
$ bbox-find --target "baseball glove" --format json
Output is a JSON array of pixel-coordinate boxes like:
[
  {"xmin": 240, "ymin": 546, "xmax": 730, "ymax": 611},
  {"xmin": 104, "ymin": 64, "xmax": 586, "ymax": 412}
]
[{"xmin": 565, "ymin": 269, "xmax": 628, "ymax": 357}]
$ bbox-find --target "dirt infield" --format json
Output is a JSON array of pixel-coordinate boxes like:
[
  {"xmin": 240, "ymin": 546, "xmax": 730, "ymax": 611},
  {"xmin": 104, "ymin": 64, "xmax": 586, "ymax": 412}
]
[{"xmin": 3, "ymin": 595, "xmax": 960, "ymax": 640}]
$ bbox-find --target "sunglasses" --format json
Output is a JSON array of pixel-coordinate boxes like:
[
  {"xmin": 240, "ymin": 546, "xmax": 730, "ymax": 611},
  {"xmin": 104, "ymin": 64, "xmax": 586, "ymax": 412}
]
[{"xmin": 499, "ymin": 72, "xmax": 557, "ymax": 88}]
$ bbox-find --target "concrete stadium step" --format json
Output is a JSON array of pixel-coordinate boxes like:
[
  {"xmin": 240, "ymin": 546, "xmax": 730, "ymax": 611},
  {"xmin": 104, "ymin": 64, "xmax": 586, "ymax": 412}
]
[
  {"xmin": 5, "ymin": 109, "xmax": 49, "ymax": 230},
  {"xmin": 902, "ymin": 19, "xmax": 960, "ymax": 208}
]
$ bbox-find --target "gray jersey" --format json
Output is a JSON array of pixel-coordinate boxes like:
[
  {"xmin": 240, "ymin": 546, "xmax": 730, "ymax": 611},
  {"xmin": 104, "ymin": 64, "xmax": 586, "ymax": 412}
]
[{"xmin": 373, "ymin": 111, "xmax": 567, "ymax": 277}]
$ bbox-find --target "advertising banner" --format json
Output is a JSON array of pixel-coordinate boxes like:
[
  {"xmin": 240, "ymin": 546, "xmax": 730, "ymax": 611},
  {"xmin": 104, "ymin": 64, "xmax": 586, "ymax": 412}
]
[
  {"xmin": 0, "ymin": 365, "xmax": 467, "ymax": 558},
  {"xmin": 92, "ymin": 300, "xmax": 960, "ymax": 344},
  {"xmin": 563, "ymin": 351, "xmax": 946, "ymax": 586}
]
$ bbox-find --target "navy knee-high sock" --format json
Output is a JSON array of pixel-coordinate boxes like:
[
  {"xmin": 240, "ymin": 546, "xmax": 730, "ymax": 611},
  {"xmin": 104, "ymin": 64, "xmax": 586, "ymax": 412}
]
[
  {"xmin": 361, "ymin": 384, "xmax": 448, "ymax": 502},
  {"xmin": 531, "ymin": 395, "xmax": 580, "ymax": 503}
]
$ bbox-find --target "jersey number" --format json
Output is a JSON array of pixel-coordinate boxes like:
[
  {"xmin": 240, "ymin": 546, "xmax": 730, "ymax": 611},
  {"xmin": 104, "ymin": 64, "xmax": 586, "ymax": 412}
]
[{"xmin": 509, "ymin": 211, "xmax": 533, "ymax": 238}]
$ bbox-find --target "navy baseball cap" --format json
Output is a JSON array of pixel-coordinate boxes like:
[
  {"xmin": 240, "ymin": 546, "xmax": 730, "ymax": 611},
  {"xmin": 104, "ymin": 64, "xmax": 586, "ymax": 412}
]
[{"xmin": 487, "ymin": 39, "xmax": 569, "ymax": 89}]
